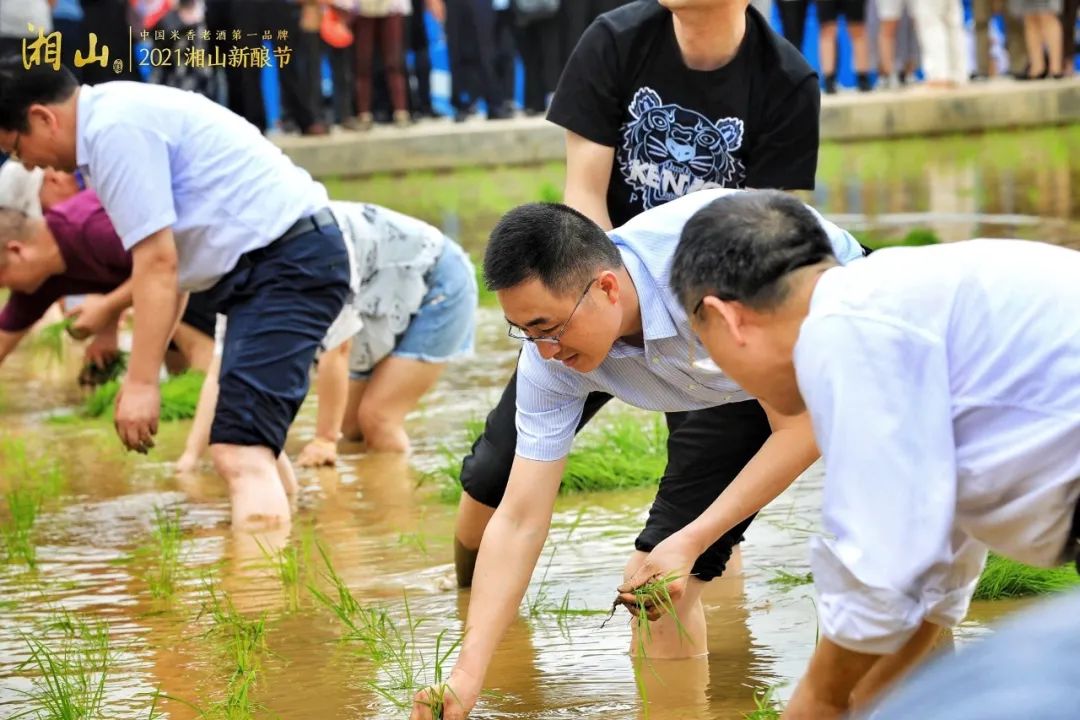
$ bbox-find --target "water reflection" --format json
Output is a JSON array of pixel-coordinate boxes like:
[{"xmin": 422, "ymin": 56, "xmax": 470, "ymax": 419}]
[{"xmin": 2, "ymin": 127, "xmax": 1077, "ymax": 719}]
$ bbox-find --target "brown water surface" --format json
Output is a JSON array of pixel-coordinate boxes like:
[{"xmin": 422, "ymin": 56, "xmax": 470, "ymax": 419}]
[{"xmin": 1, "ymin": 126, "xmax": 1077, "ymax": 719}]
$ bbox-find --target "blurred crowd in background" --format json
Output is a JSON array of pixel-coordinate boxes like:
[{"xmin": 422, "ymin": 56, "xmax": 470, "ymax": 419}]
[{"xmin": 1, "ymin": 0, "xmax": 1078, "ymax": 136}]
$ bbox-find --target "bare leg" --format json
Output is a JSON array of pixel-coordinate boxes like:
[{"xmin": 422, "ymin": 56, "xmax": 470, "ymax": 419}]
[
  {"xmin": 340, "ymin": 378, "xmax": 368, "ymax": 441},
  {"xmin": 1025, "ymin": 14, "xmax": 1048, "ymax": 76},
  {"xmin": 624, "ymin": 550, "xmax": 708, "ymax": 659},
  {"xmin": 454, "ymin": 492, "xmax": 496, "ymax": 587},
  {"xmin": 176, "ymin": 353, "xmax": 220, "ymax": 473},
  {"xmin": 879, "ymin": 18, "xmax": 899, "ymax": 76},
  {"xmin": 211, "ymin": 443, "xmax": 291, "ymax": 532},
  {"xmin": 1040, "ymin": 12, "xmax": 1064, "ymax": 74},
  {"xmin": 849, "ymin": 22, "xmax": 871, "ymax": 72},
  {"xmin": 848, "ymin": 621, "xmax": 945, "ymax": 710},
  {"xmin": 820, "ymin": 21, "xmax": 838, "ymax": 75},
  {"xmin": 356, "ymin": 356, "xmax": 446, "ymax": 453}
]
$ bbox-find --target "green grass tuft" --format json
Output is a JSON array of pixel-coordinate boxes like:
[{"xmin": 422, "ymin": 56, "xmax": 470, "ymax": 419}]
[
  {"xmin": 143, "ymin": 507, "xmax": 184, "ymax": 600},
  {"xmin": 973, "ymin": 553, "xmax": 1080, "ymax": 600},
  {"xmin": 428, "ymin": 413, "xmax": 666, "ymax": 503},
  {"xmin": 0, "ymin": 438, "xmax": 65, "ymax": 569},
  {"xmin": 743, "ymin": 684, "xmax": 783, "ymax": 719},
  {"xmin": 766, "ymin": 570, "xmax": 813, "ymax": 589},
  {"xmin": 82, "ymin": 371, "xmax": 205, "ymax": 421},
  {"xmin": 13, "ymin": 613, "xmax": 112, "ymax": 720}
]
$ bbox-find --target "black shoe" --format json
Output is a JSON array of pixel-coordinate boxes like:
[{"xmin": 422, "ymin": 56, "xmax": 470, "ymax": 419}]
[
  {"xmin": 487, "ymin": 108, "xmax": 514, "ymax": 120},
  {"xmin": 453, "ymin": 108, "xmax": 470, "ymax": 123},
  {"xmin": 824, "ymin": 74, "xmax": 837, "ymax": 95},
  {"xmin": 856, "ymin": 72, "xmax": 873, "ymax": 92}
]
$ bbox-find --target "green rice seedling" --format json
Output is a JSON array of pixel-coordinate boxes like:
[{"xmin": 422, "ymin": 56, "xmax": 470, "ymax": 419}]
[
  {"xmin": 396, "ymin": 531, "xmax": 431, "ymax": 558},
  {"xmin": 973, "ymin": 553, "xmax": 1080, "ymax": 600},
  {"xmin": 2, "ymin": 486, "xmax": 41, "ymax": 568},
  {"xmin": 258, "ymin": 538, "xmax": 302, "ymax": 611},
  {"xmin": 430, "ymin": 414, "xmax": 668, "ymax": 503},
  {"xmin": 743, "ymin": 684, "xmax": 783, "ymax": 719},
  {"xmin": 26, "ymin": 318, "xmax": 73, "ymax": 363},
  {"xmin": 602, "ymin": 572, "xmax": 691, "ymax": 719},
  {"xmin": 13, "ymin": 615, "xmax": 112, "ymax": 720},
  {"xmin": 144, "ymin": 506, "xmax": 184, "ymax": 600},
  {"xmin": 82, "ymin": 372, "xmax": 205, "ymax": 421},
  {"xmin": 199, "ymin": 580, "xmax": 269, "ymax": 719},
  {"xmin": 307, "ymin": 541, "xmax": 392, "ymax": 659},
  {"xmin": 767, "ymin": 569, "xmax": 813, "ymax": 590}
]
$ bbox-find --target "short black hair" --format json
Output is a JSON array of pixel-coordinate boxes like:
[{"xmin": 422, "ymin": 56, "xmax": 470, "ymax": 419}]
[
  {"xmin": 483, "ymin": 202, "xmax": 623, "ymax": 296},
  {"xmin": 0, "ymin": 56, "xmax": 79, "ymax": 132},
  {"xmin": 671, "ymin": 190, "xmax": 836, "ymax": 312}
]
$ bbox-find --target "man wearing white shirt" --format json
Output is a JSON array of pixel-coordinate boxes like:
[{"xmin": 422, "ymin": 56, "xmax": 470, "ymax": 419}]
[
  {"xmin": 409, "ymin": 188, "xmax": 867, "ymax": 720},
  {"xmin": 0, "ymin": 60, "xmax": 352, "ymax": 532},
  {"xmin": 664, "ymin": 189, "xmax": 1080, "ymax": 719}
]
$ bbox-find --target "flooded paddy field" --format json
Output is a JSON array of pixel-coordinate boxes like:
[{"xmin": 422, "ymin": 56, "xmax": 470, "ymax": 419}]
[{"xmin": 1, "ymin": 126, "xmax": 1077, "ymax": 719}]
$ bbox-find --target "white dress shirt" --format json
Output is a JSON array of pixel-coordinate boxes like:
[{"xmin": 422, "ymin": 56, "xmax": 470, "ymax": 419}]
[
  {"xmin": 75, "ymin": 82, "xmax": 329, "ymax": 292},
  {"xmin": 796, "ymin": 239, "xmax": 1080, "ymax": 655},
  {"xmin": 515, "ymin": 188, "xmax": 867, "ymax": 462}
]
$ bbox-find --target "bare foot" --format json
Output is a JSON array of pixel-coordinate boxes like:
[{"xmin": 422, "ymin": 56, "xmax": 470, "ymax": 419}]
[{"xmin": 296, "ymin": 438, "xmax": 338, "ymax": 467}]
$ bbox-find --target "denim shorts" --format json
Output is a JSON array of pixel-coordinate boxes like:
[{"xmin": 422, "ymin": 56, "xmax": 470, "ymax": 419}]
[
  {"xmin": 349, "ymin": 239, "xmax": 477, "ymax": 380},
  {"xmin": 206, "ymin": 218, "xmax": 351, "ymax": 455}
]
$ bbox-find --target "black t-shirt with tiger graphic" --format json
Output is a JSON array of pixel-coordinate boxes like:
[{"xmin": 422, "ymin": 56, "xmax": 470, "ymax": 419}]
[{"xmin": 547, "ymin": 0, "xmax": 819, "ymax": 228}]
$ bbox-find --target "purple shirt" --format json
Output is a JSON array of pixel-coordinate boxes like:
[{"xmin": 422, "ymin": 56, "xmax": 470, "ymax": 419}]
[{"xmin": 0, "ymin": 190, "xmax": 132, "ymax": 332}]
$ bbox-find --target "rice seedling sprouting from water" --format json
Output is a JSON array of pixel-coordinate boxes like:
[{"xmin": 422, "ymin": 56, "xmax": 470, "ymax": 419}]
[
  {"xmin": 144, "ymin": 506, "xmax": 184, "ymax": 600},
  {"xmin": 258, "ymin": 538, "xmax": 303, "ymax": 611},
  {"xmin": 198, "ymin": 578, "xmax": 269, "ymax": 719},
  {"xmin": 743, "ymin": 684, "xmax": 783, "ymax": 719},
  {"xmin": 1, "ymin": 438, "xmax": 64, "ymax": 569},
  {"xmin": 601, "ymin": 571, "xmax": 692, "ymax": 718},
  {"xmin": 13, "ymin": 614, "xmax": 112, "ymax": 720}
]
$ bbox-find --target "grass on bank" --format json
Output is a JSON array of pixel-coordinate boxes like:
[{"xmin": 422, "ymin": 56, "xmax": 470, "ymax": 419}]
[
  {"xmin": 855, "ymin": 227, "xmax": 941, "ymax": 251},
  {"xmin": 428, "ymin": 413, "xmax": 668, "ymax": 503}
]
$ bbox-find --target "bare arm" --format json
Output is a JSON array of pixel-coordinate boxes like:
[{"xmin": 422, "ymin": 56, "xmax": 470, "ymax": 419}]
[
  {"xmin": 563, "ymin": 131, "xmax": 615, "ymax": 231},
  {"xmin": 0, "ymin": 328, "xmax": 28, "ymax": 366},
  {"xmin": 412, "ymin": 455, "xmax": 566, "ymax": 719},
  {"xmin": 297, "ymin": 340, "xmax": 351, "ymax": 467},
  {"xmin": 114, "ymin": 228, "xmax": 182, "ymax": 451},
  {"xmin": 620, "ymin": 402, "xmax": 819, "ymax": 601}
]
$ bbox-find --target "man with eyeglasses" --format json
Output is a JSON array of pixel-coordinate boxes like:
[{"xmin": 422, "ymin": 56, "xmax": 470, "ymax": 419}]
[
  {"xmin": 410, "ymin": 188, "xmax": 865, "ymax": 720},
  {"xmin": 661, "ymin": 190, "xmax": 1080, "ymax": 719}
]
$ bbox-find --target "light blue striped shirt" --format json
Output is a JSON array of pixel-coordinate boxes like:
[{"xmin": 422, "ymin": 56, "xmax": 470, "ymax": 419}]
[{"xmin": 514, "ymin": 189, "xmax": 866, "ymax": 462}]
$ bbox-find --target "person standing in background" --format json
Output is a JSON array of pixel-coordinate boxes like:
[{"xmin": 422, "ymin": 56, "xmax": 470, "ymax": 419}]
[
  {"xmin": 1064, "ymin": 0, "xmax": 1078, "ymax": 75},
  {"xmin": 205, "ymin": 0, "xmax": 265, "ymax": 130},
  {"xmin": 445, "ymin": 0, "xmax": 511, "ymax": 120},
  {"xmin": 778, "ymin": 0, "xmax": 810, "ymax": 53},
  {"xmin": 973, "ymin": 0, "xmax": 1027, "ymax": 79},
  {"xmin": 913, "ymin": 0, "xmax": 969, "ymax": 87},
  {"xmin": 275, "ymin": 0, "xmax": 328, "ymax": 135},
  {"xmin": 1012, "ymin": 0, "xmax": 1065, "ymax": 78},
  {"xmin": 512, "ymin": 0, "xmax": 560, "ymax": 115},
  {"xmin": 408, "ymin": 0, "xmax": 435, "ymax": 117},
  {"xmin": 818, "ymin": 0, "xmax": 873, "ymax": 93},
  {"xmin": 353, "ymin": 0, "xmax": 412, "ymax": 129}
]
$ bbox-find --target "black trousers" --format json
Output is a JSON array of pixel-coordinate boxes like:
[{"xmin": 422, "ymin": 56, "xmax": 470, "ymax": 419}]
[
  {"xmin": 445, "ymin": 0, "xmax": 503, "ymax": 110},
  {"xmin": 205, "ymin": 0, "xmax": 266, "ymax": 130},
  {"xmin": 409, "ymin": 0, "xmax": 434, "ymax": 113},
  {"xmin": 459, "ymin": 370, "xmax": 772, "ymax": 581},
  {"xmin": 268, "ymin": 3, "xmax": 322, "ymax": 130},
  {"xmin": 514, "ymin": 14, "xmax": 560, "ymax": 112},
  {"xmin": 778, "ymin": 0, "xmax": 810, "ymax": 53}
]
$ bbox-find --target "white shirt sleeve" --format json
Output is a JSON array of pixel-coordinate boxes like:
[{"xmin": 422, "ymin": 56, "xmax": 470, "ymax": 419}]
[
  {"xmin": 796, "ymin": 313, "xmax": 987, "ymax": 655},
  {"xmin": 514, "ymin": 345, "xmax": 587, "ymax": 462},
  {"xmin": 807, "ymin": 206, "xmax": 866, "ymax": 266},
  {"xmin": 85, "ymin": 122, "xmax": 177, "ymax": 249}
]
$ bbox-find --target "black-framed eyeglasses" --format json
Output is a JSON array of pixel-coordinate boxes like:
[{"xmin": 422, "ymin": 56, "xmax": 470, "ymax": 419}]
[{"xmin": 508, "ymin": 278, "xmax": 597, "ymax": 345}]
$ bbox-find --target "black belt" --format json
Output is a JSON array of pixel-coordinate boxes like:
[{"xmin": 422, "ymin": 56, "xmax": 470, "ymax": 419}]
[{"xmin": 237, "ymin": 208, "xmax": 339, "ymax": 268}]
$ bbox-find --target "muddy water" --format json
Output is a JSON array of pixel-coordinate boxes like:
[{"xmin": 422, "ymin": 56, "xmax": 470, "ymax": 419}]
[{"xmin": 1, "ymin": 126, "xmax": 1077, "ymax": 720}]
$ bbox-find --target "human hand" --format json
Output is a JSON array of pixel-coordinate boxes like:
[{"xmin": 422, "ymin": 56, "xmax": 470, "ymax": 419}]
[
  {"xmin": 616, "ymin": 531, "xmax": 701, "ymax": 620},
  {"xmin": 82, "ymin": 326, "xmax": 120, "ymax": 370},
  {"xmin": 410, "ymin": 668, "xmax": 482, "ymax": 720},
  {"xmin": 66, "ymin": 294, "xmax": 118, "ymax": 340},
  {"xmin": 296, "ymin": 438, "xmax": 338, "ymax": 467},
  {"xmin": 114, "ymin": 379, "xmax": 160, "ymax": 453}
]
